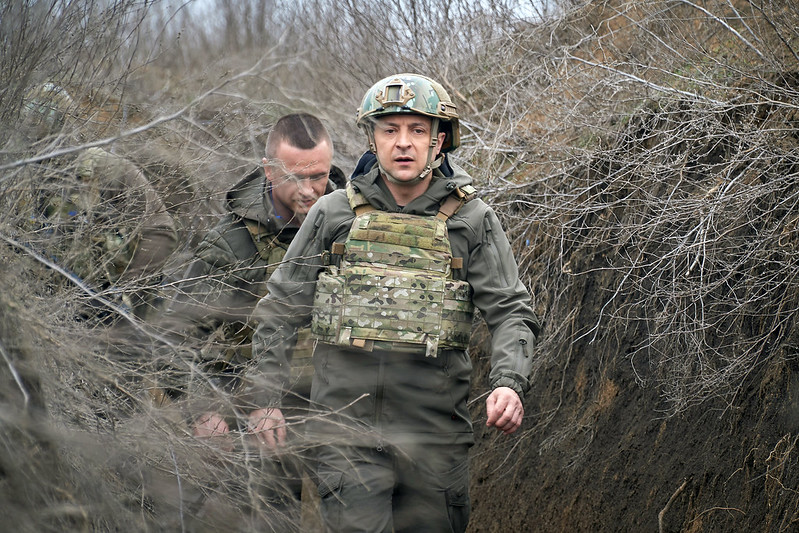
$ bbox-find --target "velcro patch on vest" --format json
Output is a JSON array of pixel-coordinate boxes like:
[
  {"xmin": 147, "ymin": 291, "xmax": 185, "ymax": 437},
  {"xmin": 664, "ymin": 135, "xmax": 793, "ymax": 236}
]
[{"xmin": 346, "ymin": 211, "xmax": 452, "ymax": 274}]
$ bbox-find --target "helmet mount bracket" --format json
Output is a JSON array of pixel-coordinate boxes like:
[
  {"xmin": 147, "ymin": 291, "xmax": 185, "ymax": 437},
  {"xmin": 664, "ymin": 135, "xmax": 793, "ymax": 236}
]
[{"xmin": 375, "ymin": 79, "xmax": 416, "ymax": 107}]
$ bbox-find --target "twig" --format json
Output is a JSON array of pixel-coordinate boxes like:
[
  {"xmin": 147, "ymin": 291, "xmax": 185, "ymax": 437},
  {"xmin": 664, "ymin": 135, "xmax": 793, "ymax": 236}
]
[
  {"xmin": 676, "ymin": 0, "xmax": 766, "ymax": 62},
  {"xmin": 0, "ymin": 55, "xmax": 281, "ymax": 176},
  {"xmin": 566, "ymin": 54, "xmax": 725, "ymax": 106},
  {"xmin": 169, "ymin": 445, "xmax": 186, "ymax": 533},
  {"xmin": 0, "ymin": 339, "xmax": 30, "ymax": 408},
  {"xmin": 0, "ymin": 232, "xmax": 176, "ymax": 347},
  {"xmin": 659, "ymin": 478, "xmax": 688, "ymax": 533}
]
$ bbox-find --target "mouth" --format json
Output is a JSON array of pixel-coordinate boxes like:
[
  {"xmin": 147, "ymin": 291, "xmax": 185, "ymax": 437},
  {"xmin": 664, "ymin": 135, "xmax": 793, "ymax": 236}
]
[
  {"xmin": 296, "ymin": 196, "xmax": 316, "ymax": 208},
  {"xmin": 394, "ymin": 156, "xmax": 414, "ymax": 165}
]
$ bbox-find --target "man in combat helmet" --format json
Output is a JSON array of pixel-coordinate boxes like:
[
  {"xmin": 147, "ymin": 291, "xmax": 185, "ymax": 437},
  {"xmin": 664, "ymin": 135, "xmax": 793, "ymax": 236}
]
[{"xmin": 247, "ymin": 74, "xmax": 541, "ymax": 532}]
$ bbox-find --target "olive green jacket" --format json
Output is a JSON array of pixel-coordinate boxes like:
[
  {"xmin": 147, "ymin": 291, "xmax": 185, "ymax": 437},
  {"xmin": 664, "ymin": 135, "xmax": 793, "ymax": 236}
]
[
  {"xmin": 162, "ymin": 167, "xmax": 341, "ymax": 393},
  {"xmin": 250, "ymin": 153, "xmax": 540, "ymax": 446}
]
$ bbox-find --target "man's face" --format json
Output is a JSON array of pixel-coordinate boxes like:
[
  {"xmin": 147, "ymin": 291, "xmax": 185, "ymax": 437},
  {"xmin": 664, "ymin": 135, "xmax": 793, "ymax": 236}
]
[
  {"xmin": 372, "ymin": 114, "xmax": 446, "ymax": 182},
  {"xmin": 263, "ymin": 140, "xmax": 332, "ymax": 224}
]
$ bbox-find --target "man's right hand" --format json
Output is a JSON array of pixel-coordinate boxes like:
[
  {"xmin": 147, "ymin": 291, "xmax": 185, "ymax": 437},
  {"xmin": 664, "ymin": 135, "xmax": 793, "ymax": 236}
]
[
  {"xmin": 193, "ymin": 411, "xmax": 230, "ymax": 437},
  {"xmin": 248, "ymin": 407, "xmax": 286, "ymax": 450},
  {"xmin": 193, "ymin": 411, "xmax": 233, "ymax": 452}
]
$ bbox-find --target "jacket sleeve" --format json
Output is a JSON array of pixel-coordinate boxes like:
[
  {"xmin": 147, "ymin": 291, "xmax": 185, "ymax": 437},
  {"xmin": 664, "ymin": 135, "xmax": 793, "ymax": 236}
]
[
  {"xmin": 155, "ymin": 216, "xmax": 280, "ymax": 397},
  {"xmin": 79, "ymin": 148, "xmax": 178, "ymax": 283},
  {"xmin": 466, "ymin": 204, "xmax": 540, "ymax": 397},
  {"xmin": 246, "ymin": 200, "xmax": 331, "ymax": 407},
  {"xmin": 123, "ymin": 175, "xmax": 178, "ymax": 281},
  {"xmin": 163, "ymin": 220, "xmax": 261, "ymax": 338}
]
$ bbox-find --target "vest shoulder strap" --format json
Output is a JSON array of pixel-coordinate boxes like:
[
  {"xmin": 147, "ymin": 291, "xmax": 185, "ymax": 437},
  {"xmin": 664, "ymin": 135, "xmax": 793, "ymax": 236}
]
[
  {"xmin": 242, "ymin": 219, "xmax": 285, "ymax": 257},
  {"xmin": 346, "ymin": 182, "xmax": 477, "ymax": 221},
  {"xmin": 436, "ymin": 184, "xmax": 477, "ymax": 221},
  {"xmin": 243, "ymin": 219, "xmax": 273, "ymax": 241},
  {"xmin": 346, "ymin": 182, "xmax": 375, "ymax": 216}
]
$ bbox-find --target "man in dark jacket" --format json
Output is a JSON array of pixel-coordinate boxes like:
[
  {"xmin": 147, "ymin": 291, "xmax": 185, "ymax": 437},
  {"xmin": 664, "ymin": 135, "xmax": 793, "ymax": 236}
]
[
  {"xmin": 161, "ymin": 112, "xmax": 343, "ymax": 434},
  {"xmin": 248, "ymin": 75, "xmax": 540, "ymax": 532},
  {"xmin": 155, "ymin": 113, "xmax": 343, "ymax": 530}
]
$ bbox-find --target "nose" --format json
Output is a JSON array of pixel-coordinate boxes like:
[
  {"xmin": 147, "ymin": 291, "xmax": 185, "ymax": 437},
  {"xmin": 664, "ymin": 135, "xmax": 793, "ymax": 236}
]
[
  {"xmin": 396, "ymin": 127, "xmax": 412, "ymax": 147},
  {"xmin": 296, "ymin": 177, "xmax": 315, "ymax": 196}
]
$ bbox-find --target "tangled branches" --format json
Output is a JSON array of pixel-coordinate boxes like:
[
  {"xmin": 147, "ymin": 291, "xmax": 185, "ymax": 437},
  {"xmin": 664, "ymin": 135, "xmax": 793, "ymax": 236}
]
[{"xmin": 503, "ymin": 79, "xmax": 799, "ymax": 414}]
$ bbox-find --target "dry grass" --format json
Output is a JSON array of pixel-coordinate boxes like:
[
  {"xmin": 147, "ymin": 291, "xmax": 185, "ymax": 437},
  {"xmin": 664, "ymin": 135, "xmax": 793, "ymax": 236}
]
[{"xmin": 2, "ymin": 0, "xmax": 799, "ymax": 529}]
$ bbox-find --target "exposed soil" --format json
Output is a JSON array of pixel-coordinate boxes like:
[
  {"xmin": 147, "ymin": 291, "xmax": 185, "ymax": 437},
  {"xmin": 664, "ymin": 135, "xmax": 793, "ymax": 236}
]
[
  {"xmin": 467, "ymin": 74, "xmax": 799, "ymax": 532},
  {"xmin": 469, "ymin": 319, "xmax": 799, "ymax": 532}
]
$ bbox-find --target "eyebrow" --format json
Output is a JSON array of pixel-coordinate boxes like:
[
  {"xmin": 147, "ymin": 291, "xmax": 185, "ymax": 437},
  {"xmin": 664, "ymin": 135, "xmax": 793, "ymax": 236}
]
[
  {"xmin": 377, "ymin": 119, "xmax": 430, "ymax": 128},
  {"xmin": 284, "ymin": 170, "xmax": 329, "ymax": 180}
]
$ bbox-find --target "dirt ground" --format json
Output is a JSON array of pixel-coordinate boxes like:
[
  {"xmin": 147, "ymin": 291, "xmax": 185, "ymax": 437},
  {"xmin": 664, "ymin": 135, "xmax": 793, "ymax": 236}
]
[{"xmin": 467, "ymin": 252, "xmax": 799, "ymax": 533}]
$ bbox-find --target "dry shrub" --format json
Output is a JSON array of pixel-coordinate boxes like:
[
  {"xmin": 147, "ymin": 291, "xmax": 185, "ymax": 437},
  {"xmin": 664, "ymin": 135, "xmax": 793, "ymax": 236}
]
[{"xmin": 4, "ymin": 0, "xmax": 799, "ymax": 529}]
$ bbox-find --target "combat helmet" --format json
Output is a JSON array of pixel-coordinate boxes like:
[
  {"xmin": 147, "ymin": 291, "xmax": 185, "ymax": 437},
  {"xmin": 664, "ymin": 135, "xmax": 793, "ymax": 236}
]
[{"xmin": 356, "ymin": 73, "xmax": 460, "ymax": 183}]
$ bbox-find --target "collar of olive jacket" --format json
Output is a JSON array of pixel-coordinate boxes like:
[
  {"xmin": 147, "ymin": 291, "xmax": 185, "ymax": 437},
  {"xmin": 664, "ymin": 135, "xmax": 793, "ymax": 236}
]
[{"xmin": 224, "ymin": 166, "xmax": 341, "ymax": 233}]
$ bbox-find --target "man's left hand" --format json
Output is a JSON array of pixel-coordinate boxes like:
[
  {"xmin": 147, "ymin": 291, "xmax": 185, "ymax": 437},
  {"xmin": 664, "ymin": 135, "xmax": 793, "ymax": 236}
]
[
  {"xmin": 248, "ymin": 407, "xmax": 286, "ymax": 449},
  {"xmin": 486, "ymin": 386, "xmax": 524, "ymax": 435}
]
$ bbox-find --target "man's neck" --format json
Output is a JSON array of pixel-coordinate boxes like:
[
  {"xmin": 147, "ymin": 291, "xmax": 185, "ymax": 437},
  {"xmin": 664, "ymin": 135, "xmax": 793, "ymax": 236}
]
[{"xmin": 381, "ymin": 174, "xmax": 432, "ymax": 208}]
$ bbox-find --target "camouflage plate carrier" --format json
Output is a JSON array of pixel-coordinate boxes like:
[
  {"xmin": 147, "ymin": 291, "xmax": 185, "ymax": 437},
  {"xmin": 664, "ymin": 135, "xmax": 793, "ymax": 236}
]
[{"xmin": 311, "ymin": 182, "xmax": 476, "ymax": 357}]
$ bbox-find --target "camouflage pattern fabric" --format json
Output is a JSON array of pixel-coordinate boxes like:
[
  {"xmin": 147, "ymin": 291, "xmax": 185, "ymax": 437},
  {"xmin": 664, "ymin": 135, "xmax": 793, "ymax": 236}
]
[
  {"xmin": 37, "ymin": 171, "xmax": 138, "ymax": 287},
  {"xmin": 356, "ymin": 74, "xmax": 460, "ymax": 152},
  {"xmin": 311, "ymin": 185, "xmax": 474, "ymax": 357},
  {"xmin": 246, "ymin": 220, "xmax": 291, "ymax": 283},
  {"xmin": 21, "ymin": 82, "xmax": 74, "ymax": 140},
  {"xmin": 29, "ymin": 147, "xmax": 177, "ymax": 319}
]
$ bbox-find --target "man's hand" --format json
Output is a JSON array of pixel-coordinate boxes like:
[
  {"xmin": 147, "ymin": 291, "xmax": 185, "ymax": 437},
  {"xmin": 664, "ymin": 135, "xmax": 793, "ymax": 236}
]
[
  {"xmin": 193, "ymin": 411, "xmax": 230, "ymax": 437},
  {"xmin": 248, "ymin": 408, "xmax": 286, "ymax": 450},
  {"xmin": 485, "ymin": 386, "xmax": 524, "ymax": 435},
  {"xmin": 193, "ymin": 411, "xmax": 233, "ymax": 451}
]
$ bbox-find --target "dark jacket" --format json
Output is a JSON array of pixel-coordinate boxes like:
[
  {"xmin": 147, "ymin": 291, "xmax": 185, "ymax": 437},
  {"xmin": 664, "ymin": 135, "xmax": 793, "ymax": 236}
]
[
  {"xmin": 162, "ymin": 166, "xmax": 341, "ymax": 374},
  {"xmin": 250, "ymin": 153, "xmax": 540, "ymax": 446}
]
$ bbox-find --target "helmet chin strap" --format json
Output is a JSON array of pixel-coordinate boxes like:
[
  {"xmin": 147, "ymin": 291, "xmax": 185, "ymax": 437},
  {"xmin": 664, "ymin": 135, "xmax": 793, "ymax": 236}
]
[{"xmin": 370, "ymin": 117, "xmax": 443, "ymax": 185}]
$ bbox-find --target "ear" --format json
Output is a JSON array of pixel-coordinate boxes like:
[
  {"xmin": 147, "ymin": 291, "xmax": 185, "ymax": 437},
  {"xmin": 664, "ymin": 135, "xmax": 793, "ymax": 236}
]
[
  {"xmin": 434, "ymin": 131, "xmax": 447, "ymax": 156},
  {"xmin": 262, "ymin": 157, "xmax": 274, "ymax": 182}
]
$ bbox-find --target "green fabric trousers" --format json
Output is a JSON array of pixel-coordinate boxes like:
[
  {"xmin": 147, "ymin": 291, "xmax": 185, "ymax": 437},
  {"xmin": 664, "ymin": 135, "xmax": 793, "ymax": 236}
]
[{"xmin": 315, "ymin": 442, "xmax": 470, "ymax": 533}]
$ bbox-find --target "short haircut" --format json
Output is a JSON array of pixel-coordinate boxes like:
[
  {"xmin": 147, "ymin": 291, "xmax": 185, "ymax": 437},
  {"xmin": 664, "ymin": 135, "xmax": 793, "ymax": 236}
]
[{"xmin": 265, "ymin": 113, "xmax": 332, "ymax": 159}]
